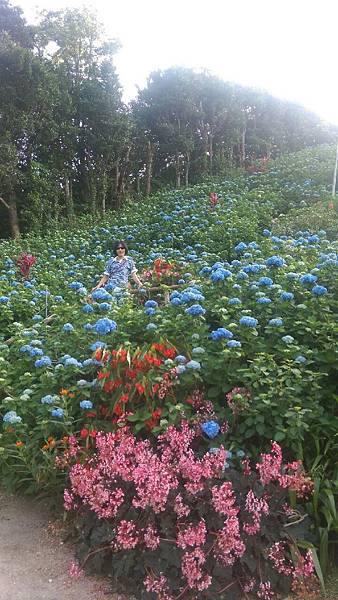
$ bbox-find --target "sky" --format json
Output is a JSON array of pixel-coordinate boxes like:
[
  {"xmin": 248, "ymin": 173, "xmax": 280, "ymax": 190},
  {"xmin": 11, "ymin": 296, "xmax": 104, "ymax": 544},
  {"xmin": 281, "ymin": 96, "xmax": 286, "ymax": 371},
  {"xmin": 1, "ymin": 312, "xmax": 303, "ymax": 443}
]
[{"xmin": 16, "ymin": 0, "xmax": 338, "ymax": 126}]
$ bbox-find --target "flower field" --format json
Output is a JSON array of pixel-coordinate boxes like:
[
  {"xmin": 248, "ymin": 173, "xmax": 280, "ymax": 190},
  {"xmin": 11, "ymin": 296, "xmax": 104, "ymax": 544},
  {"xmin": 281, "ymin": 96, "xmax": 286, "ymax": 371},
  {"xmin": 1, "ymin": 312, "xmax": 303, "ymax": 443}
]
[{"xmin": 0, "ymin": 145, "xmax": 337, "ymax": 599}]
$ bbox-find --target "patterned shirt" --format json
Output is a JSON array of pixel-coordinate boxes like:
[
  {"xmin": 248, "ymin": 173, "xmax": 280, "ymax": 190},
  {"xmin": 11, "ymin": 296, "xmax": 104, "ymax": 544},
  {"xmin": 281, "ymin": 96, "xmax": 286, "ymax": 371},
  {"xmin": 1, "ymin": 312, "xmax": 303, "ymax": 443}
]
[{"xmin": 103, "ymin": 256, "xmax": 137, "ymax": 288}]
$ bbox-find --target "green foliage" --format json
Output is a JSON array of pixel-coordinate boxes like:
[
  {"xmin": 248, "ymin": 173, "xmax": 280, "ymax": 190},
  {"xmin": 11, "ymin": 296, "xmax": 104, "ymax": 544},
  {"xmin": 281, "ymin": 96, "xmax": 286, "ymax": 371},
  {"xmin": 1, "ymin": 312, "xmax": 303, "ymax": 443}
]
[{"xmin": 0, "ymin": 146, "xmax": 337, "ymax": 586}]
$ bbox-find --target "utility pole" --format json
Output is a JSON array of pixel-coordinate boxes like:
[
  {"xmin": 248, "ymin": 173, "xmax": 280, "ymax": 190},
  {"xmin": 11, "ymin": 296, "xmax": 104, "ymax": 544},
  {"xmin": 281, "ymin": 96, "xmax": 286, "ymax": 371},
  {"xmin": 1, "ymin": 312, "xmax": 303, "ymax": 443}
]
[{"xmin": 332, "ymin": 143, "xmax": 338, "ymax": 197}]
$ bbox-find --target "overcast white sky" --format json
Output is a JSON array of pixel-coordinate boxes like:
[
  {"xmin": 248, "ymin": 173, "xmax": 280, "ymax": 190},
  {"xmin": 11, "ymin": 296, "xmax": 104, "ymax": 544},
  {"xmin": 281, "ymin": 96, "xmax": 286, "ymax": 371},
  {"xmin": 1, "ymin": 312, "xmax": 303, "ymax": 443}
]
[{"xmin": 16, "ymin": 0, "xmax": 338, "ymax": 126}]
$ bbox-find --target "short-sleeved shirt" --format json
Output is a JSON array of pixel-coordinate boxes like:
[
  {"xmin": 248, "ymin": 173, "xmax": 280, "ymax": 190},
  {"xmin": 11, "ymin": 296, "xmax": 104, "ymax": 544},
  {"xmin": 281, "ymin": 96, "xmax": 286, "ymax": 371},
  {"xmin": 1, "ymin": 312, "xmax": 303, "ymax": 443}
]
[{"xmin": 103, "ymin": 256, "xmax": 137, "ymax": 288}]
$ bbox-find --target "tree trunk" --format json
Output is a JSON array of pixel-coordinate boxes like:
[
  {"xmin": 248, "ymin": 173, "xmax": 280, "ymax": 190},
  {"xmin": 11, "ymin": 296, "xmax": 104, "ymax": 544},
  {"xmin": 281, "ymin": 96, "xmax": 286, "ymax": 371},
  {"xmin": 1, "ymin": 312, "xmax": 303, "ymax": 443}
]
[
  {"xmin": 185, "ymin": 151, "xmax": 190, "ymax": 187},
  {"xmin": 145, "ymin": 140, "xmax": 153, "ymax": 197},
  {"xmin": 0, "ymin": 195, "xmax": 20, "ymax": 239},
  {"xmin": 115, "ymin": 160, "xmax": 120, "ymax": 195},
  {"xmin": 9, "ymin": 196, "xmax": 20, "ymax": 239},
  {"xmin": 240, "ymin": 128, "xmax": 246, "ymax": 167},
  {"xmin": 229, "ymin": 144, "xmax": 234, "ymax": 166},
  {"xmin": 101, "ymin": 170, "xmax": 107, "ymax": 214},
  {"xmin": 89, "ymin": 172, "xmax": 97, "ymax": 215},
  {"xmin": 65, "ymin": 177, "xmax": 74, "ymax": 221},
  {"xmin": 209, "ymin": 133, "xmax": 214, "ymax": 175},
  {"xmin": 116, "ymin": 146, "xmax": 131, "ymax": 209},
  {"xmin": 136, "ymin": 171, "xmax": 140, "ymax": 194},
  {"xmin": 175, "ymin": 154, "xmax": 181, "ymax": 188}
]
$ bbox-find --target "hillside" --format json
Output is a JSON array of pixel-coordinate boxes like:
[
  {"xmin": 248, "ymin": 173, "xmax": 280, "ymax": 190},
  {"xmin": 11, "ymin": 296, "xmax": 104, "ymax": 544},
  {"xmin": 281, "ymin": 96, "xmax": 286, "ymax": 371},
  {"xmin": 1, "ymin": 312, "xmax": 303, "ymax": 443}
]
[{"xmin": 0, "ymin": 144, "xmax": 337, "ymax": 599}]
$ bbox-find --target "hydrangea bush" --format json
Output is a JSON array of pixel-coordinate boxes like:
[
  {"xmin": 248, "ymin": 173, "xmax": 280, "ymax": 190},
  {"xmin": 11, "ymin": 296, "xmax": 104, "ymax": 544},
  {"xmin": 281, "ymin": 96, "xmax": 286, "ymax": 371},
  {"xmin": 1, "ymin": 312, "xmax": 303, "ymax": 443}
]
[{"xmin": 0, "ymin": 146, "xmax": 337, "ymax": 591}]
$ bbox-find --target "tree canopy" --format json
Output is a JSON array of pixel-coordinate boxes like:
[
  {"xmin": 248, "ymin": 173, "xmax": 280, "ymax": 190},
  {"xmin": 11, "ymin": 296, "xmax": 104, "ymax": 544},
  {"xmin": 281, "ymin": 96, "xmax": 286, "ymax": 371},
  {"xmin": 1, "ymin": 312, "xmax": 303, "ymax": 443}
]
[{"xmin": 0, "ymin": 0, "xmax": 336, "ymax": 238}]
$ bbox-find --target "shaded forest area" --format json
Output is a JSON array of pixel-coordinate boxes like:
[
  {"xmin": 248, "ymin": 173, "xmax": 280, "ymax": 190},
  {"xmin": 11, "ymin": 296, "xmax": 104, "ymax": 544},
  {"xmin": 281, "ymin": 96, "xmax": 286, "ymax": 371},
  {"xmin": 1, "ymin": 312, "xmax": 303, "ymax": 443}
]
[{"xmin": 0, "ymin": 0, "xmax": 336, "ymax": 238}]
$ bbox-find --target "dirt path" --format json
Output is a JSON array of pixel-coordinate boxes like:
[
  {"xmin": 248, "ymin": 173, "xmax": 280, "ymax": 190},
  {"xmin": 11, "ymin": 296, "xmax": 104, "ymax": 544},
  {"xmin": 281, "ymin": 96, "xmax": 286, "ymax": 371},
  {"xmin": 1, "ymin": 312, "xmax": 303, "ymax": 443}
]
[{"xmin": 0, "ymin": 488, "xmax": 119, "ymax": 600}]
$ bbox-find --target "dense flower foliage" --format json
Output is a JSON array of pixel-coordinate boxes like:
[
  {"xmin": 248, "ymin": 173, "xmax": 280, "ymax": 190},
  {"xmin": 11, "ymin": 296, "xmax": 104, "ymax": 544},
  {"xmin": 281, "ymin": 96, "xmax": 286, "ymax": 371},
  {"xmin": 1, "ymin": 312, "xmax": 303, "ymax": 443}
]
[
  {"xmin": 0, "ymin": 146, "xmax": 337, "ymax": 595},
  {"xmin": 63, "ymin": 423, "xmax": 316, "ymax": 599}
]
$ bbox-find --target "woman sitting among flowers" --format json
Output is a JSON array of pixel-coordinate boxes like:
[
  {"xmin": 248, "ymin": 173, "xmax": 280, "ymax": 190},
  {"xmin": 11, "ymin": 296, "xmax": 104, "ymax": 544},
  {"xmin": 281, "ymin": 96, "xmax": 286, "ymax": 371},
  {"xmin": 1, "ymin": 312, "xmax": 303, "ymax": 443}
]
[{"xmin": 92, "ymin": 240, "xmax": 142, "ymax": 292}]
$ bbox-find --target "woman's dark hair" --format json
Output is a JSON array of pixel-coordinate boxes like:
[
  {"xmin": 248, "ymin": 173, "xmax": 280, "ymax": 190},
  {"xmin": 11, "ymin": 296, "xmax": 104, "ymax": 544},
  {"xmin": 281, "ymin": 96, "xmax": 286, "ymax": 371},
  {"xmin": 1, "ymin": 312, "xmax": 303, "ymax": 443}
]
[{"xmin": 113, "ymin": 240, "xmax": 128, "ymax": 255}]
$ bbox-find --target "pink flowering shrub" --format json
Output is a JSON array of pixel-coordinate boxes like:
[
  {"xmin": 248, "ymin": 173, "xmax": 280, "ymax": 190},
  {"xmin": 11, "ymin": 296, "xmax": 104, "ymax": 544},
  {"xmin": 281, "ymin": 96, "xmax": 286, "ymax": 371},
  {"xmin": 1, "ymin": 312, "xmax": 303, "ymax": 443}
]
[
  {"xmin": 63, "ymin": 423, "xmax": 316, "ymax": 599},
  {"xmin": 16, "ymin": 252, "xmax": 37, "ymax": 278}
]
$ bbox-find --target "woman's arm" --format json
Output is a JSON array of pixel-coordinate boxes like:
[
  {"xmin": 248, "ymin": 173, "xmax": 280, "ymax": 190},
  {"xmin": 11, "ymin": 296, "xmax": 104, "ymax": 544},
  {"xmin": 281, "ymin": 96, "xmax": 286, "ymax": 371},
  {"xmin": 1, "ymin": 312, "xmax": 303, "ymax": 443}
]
[
  {"xmin": 131, "ymin": 271, "xmax": 142, "ymax": 288},
  {"xmin": 92, "ymin": 274, "xmax": 109, "ymax": 291}
]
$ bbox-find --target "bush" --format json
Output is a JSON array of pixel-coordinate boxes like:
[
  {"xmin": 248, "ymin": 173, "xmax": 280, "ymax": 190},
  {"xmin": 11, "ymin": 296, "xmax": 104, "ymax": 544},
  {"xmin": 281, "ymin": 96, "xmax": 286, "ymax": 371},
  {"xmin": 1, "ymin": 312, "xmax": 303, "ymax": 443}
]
[{"xmin": 63, "ymin": 423, "xmax": 317, "ymax": 599}]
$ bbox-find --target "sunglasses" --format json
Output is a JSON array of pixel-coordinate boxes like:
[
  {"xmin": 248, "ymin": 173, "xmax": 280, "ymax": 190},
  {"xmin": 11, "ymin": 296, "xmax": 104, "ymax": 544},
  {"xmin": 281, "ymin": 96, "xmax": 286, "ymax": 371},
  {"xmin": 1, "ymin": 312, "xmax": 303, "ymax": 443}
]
[{"xmin": 116, "ymin": 246, "xmax": 125, "ymax": 250}]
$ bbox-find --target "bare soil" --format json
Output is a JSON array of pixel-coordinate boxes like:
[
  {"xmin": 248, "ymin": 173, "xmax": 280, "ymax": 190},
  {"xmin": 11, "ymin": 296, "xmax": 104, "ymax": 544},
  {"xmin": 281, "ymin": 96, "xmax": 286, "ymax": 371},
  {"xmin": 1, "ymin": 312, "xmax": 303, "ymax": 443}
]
[{"xmin": 0, "ymin": 488, "xmax": 120, "ymax": 600}]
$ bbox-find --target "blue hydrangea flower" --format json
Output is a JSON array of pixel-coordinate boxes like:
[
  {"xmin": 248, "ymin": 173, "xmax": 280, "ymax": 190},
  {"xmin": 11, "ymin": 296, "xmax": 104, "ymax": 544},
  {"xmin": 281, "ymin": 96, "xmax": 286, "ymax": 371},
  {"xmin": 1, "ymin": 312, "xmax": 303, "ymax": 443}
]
[
  {"xmin": 51, "ymin": 408, "xmax": 64, "ymax": 418},
  {"xmin": 210, "ymin": 328, "xmax": 234, "ymax": 340},
  {"xmin": 145, "ymin": 307, "xmax": 156, "ymax": 316},
  {"xmin": 281, "ymin": 335, "xmax": 295, "ymax": 344},
  {"xmin": 91, "ymin": 288, "xmax": 113, "ymax": 301},
  {"xmin": 311, "ymin": 285, "xmax": 328, "ymax": 296},
  {"xmin": 83, "ymin": 358, "xmax": 95, "ymax": 367},
  {"xmin": 257, "ymin": 297, "xmax": 272, "ymax": 304},
  {"xmin": 186, "ymin": 360, "xmax": 201, "ymax": 370},
  {"xmin": 239, "ymin": 316, "xmax": 258, "ymax": 328},
  {"xmin": 28, "ymin": 347, "xmax": 43, "ymax": 357},
  {"xmin": 192, "ymin": 346, "xmax": 205, "ymax": 354},
  {"xmin": 210, "ymin": 268, "xmax": 232, "ymax": 282},
  {"xmin": 80, "ymin": 400, "xmax": 93, "ymax": 410},
  {"xmin": 3, "ymin": 410, "xmax": 22, "ymax": 424},
  {"xmin": 234, "ymin": 242, "xmax": 247, "ymax": 253},
  {"xmin": 98, "ymin": 302, "xmax": 111, "ymax": 311},
  {"xmin": 228, "ymin": 297, "xmax": 241, "ymax": 305},
  {"xmin": 185, "ymin": 304, "xmax": 206, "ymax": 316},
  {"xmin": 82, "ymin": 304, "xmax": 94, "ymax": 313},
  {"xmin": 201, "ymin": 420, "xmax": 220, "ymax": 439},
  {"xmin": 227, "ymin": 340, "xmax": 241, "ymax": 348},
  {"xmin": 300, "ymin": 273, "xmax": 318, "ymax": 285},
  {"xmin": 294, "ymin": 355, "xmax": 306, "ymax": 364},
  {"xmin": 146, "ymin": 323, "xmax": 157, "ymax": 330},
  {"xmin": 286, "ymin": 272, "xmax": 299, "ymax": 280},
  {"xmin": 266, "ymin": 255, "xmax": 285, "ymax": 267},
  {"xmin": 77, "ymin": 380, "xmax": 88, "ymax": 387},
  {"xmin": 35, "ymin": 356, "xmax": 52, "ymax": 368},
  {"xmin": 20, "ymin": 345, "xmax": 31, "ymax": 353},
  {"xmin": 258, "ymin": 277, "xmax": 273, "ymax": 287},
  {"xmin": 175, "ymin": 355, "xmax": 187, "ymax": 364},
  {"xmin": 268, "ymin": 318, "xmax": 283, "ymax": 326},
  {"xmin": 170, "ymin": 296, "xmax": 182, "ymax": 306},
  {"xmin": 41, "ymin": 395, "xmax": 54, "ymax": 404},
  {"xmin": 263, "ymin": 229, "xmax": 271, "ymax": 237},
  {"xmin": 243, "ymin": 263, "xmax": 261, "ymax": 274},
  {"xmin": 145, "ymin": 300, "xmax": 158, "ymax": 309},
  {"xmin": 64, "ymin": 357, "xmax": 82, "ymax": 367},
  {"xmin": 176, "ymin": 364, "xmax": 186, "ymax": 374},
  {"xmin": 69, "ymin": 281, "xmax": 84, "ymax": 290},
  {"xmin": 0, "ymin": 296, "xmax": 10, "ymax": 303},
  {"xmin": 280, "ymin": 291, "xmax": 294, "ymax": 301},
  {"xmin": 94, "ymin": 318, "xmax": 117, "ymax": 335},
  {"xmin": 62, "ymin": 323, "xmax": 74, "ymax": 333},
  {"xmin": 237, "ymin": 271, "xmax": 249, "ymax": 281},
  {"xmin": 236, "ymin": 449, "xmax": 245, "ymax": 458}
]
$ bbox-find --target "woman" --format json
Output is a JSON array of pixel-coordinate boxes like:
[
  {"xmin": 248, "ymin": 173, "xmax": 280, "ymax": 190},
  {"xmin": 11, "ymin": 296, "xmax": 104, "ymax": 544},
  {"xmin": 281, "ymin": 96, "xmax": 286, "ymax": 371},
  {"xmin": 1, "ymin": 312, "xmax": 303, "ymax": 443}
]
[{"xmin": 92, "ymin": 240, "xmax": 142, "ymax": 292}]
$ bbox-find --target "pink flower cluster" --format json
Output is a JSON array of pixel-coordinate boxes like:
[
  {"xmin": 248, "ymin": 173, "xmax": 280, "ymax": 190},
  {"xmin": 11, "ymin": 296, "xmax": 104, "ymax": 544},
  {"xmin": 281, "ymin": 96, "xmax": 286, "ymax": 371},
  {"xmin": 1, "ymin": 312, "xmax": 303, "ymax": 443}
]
[
  {"xmin": 243, "ymin": 490, "xmax": 269, "ymax": 535},
  {"xmin": 257, "ymin": 581, "xmax": 275, "ymax": 599},
  {"xmin": 181, "ymin": 548, "xmax": 212, "ymax": 591},
  {"xmin": 268, "ymin": 542, "xmax": 315, "ymax": 590},
  {"xmin": 17, "ymin": 252, "xmax": 37, "ymax": 278},
  {"xmin": 257, "ymin": 443, "xmax": 314, "ymax": 498},
  {"xmin": 144, "ymin": 573, "xmax": 173, "ymax": 600},
  {"xmin": 177, "ymin": 520, "xmax": 206, "ymax": 549},
  {"xmin": 226, "ymin": 387, "xmax": 251, "ymax": 415},
  {"xmin": 63, "ymin": 426, "xmax": 314, "ymax": 599}
]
